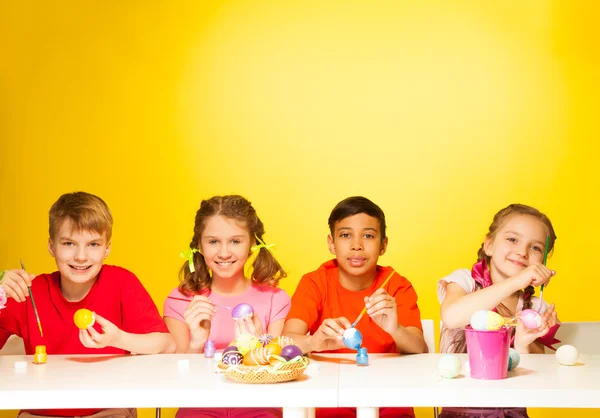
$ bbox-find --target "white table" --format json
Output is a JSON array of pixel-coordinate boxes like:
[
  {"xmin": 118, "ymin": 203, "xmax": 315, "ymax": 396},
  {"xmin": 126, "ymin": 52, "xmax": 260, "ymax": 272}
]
[
  {"xmin": 0, "ymin": 354, "xmax": 339, "ymax": 418},
  {"xmin": 333, "ymin": 353, "xmax": 600, "ymax": 417},
  {"xmin": 3, "ymin": 353, "xmax": 600, "ymax": 418}
]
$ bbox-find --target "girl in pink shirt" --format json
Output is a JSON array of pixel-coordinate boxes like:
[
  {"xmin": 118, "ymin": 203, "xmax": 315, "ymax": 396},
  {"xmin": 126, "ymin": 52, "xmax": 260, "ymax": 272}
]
[{"xmin": 163, "ymin": 195, "xmax": 290, "ymax": 418}]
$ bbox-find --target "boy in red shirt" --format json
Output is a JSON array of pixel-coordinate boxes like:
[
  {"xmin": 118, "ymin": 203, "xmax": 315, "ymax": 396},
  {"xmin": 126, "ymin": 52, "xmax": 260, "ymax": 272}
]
[
  {"xmin": 284, "ymin": 196, "xmax": 427, "ymax": 418},
  {"xmin": 0, "ymin": 191, "xmax": 175, "ymax": 418}
]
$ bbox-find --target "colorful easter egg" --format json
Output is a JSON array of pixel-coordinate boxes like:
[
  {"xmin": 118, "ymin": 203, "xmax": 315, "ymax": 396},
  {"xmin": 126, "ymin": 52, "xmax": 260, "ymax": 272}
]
[
  {"xmin": 519, "ymin": 309, "xmax": 543, "ymax": 329},
  {"xmin": 223, "ymin": 345, "xmax": 238, "ymax": 355},
  {"xmin": 280, "ymin": 344, "xmax": 303, "ymax": 361},
  {"xmin": 438, "ymin": 354, "xmax": 461, "ymax": 379},
  {"xmin": 73, "ymin": 309, "xmax": 95, "ymax": 329},
  {"xmin": 234, "ymin": 333, "xmax": 261, "ymax": 355},
  {"xmin": 508, "ymin": 348, "xmax": 521, "ymax": 371},
  {"xmin": 259, "ymin": 334, "xmax": 274, "ymax": 346},
  {"xmin": 470, "ymin": 310, "xmax": 505, "ymax": 331},
  {"xmin": 342, "ymin": 328, "xmax": 363, "ymax": 350},
  {"xmin": 222, "ymin": 350, "xmax": 243, "ymax": 365},
  {"xmin": 264, "ymin": 341, "xmax": 283, "ymax": 357},
  {"xmin": 556, "ymin": 345, "xmax": 579, "ymax": 366},
  {"xmin": 231, "ymin": 303, "xmax": 254, "ymax": 319},
  {"xmin": 274, "ymin": 335, "xmax": 295, "ymax": 347},
  {"xmin": 243, "ymin": 347, "xmax": 272, "ymax": 365}
]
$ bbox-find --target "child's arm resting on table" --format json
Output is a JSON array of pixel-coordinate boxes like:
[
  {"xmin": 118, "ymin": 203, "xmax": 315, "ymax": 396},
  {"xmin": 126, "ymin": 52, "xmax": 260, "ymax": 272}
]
[{"xmin": 80, "ymin": 313, "xmax": 175, "ymax": 354}]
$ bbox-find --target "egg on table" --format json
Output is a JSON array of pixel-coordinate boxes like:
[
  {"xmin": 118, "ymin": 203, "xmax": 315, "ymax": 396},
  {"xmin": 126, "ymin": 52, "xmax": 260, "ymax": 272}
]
[
  {"xmin": 438, "ymin": 354, "xmax": 461, "ymax": 379},
  {"xmin": 556, "ymin": 345, "xmax": 579, "ymax": 366}
]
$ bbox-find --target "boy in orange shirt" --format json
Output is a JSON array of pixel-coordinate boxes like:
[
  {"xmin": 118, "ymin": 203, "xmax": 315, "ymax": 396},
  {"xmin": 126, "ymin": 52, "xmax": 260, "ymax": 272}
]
[{"xmin": 284, "ymin": 196, "xmax": 427, "ymax": 418}]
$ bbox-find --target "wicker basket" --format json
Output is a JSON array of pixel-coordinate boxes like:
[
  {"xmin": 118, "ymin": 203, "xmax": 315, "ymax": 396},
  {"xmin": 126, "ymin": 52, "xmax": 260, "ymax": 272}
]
[{"xmin": 217, "ymin": 357, "xmax": 309, "ymax": 384}]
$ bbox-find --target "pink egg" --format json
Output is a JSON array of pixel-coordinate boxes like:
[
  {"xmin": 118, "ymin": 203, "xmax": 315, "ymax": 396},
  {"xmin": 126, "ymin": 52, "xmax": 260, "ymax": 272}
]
[
  {"xmin": 519, "ymin": 309, "xmax": 543, "ymax": 329},
  {"xmin": 231, "ymin": 303, "xmax": 254, "ymax": 319}
]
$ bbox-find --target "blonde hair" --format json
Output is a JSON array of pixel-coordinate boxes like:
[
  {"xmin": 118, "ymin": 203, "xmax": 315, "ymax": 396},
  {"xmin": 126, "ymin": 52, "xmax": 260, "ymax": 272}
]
[
  {"xmin": 440, "ymin": 203, "xmax": 557, "ymax": 353},
  {"xmin": 49, "ymin": 192, "xmax": 113, "ymax": 241},
  {"xmin": 179, "ymin": 195, "xmax": 286, "ymax": 296}
]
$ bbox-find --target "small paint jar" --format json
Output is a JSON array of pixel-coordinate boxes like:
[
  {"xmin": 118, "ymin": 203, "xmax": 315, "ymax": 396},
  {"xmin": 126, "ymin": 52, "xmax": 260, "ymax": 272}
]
[
  {"xmin": 356, "ymin": 347, "xmax": 369, "ymax": 366},
  {"xmin": 33, "ymin": 345, "xmax": 47, "ymax": 364},
  {"xmin": 204, "ymin": 340, "xmax": 215, "ymax": 358}
]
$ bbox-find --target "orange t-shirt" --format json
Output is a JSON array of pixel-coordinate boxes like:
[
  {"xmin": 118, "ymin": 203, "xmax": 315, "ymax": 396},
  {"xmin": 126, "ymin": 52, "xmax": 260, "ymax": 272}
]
[{"xmin": 287, "ymin": 259, "xmax": 423, "ymax": 353}]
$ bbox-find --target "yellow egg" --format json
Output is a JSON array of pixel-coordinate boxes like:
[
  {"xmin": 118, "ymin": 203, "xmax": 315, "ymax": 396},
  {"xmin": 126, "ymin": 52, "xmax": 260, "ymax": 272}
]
[
  {"xmin": 235, "ymin": 333, "xmax": 261, "ymax": 355},
  {"xmin": 74, "ymin": 309, "xmax": 95, "ymax": 329},
  {"xmin": 486, "ymin": 311, "xmax": 505, "ymax": 330},
  {"xmin": 264, "ymin": 341, "xmax": 283, "ymax": 356}
]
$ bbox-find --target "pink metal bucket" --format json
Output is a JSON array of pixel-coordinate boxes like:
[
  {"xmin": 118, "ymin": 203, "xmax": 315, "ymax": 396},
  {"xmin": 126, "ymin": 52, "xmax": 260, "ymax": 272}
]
[{"xmin": 464, "ymin": 325, "xmax": 510, "ymax": 380}]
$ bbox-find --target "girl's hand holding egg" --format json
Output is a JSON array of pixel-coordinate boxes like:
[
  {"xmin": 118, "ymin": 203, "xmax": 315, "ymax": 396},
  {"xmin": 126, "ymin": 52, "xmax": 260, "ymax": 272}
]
[
  {"xmin": 234, "ymin": 310, "xmax": 264, "ymax": 338},
  {"xmin": 514, "ymin": 304, "xmax": 558, "ymax": 352}
]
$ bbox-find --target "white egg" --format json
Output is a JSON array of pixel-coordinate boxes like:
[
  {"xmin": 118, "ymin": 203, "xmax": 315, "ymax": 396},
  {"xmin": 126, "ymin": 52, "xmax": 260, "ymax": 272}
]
[
  {"xmin": 470, "ymin": 310, "xmax": 489, "ymax": 330},
  {"xmin": 556, "ymin": 345, "xmax": 579, "ymax": 366},
  {"xmin": 438, "ymin": 354, "xmax": 461, "ymax": 378}
]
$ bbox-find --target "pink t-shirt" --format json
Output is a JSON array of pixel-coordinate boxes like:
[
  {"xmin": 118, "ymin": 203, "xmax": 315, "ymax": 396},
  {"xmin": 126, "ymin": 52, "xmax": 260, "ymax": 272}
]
[{"xmin": 163, "ymin": 282, "xmax": 291, "ymax": 350}]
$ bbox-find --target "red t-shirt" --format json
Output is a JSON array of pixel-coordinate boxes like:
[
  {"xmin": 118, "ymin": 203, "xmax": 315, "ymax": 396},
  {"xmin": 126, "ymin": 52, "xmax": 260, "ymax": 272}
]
[
  {"xmin": 287, "ymin": 260, "xmax": 423, "ymax": 353},
  {"xmin": 0, "ymin": 264, "xmax": 168, "ymax": 416}
]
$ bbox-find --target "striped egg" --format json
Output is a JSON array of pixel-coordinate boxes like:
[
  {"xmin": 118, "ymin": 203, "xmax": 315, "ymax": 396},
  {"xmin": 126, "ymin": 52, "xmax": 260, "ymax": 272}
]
[
  {"xmin": 234, "ymin": 333, "xmax": 262, "ymax": 355},
  {"xmin": 243, "ymin": 347, "xmax": 272, "ymax": 366},
  {"xmin": 274, "ymin": 335, "xmax": 295, "ymax": 347},
  {"xmin": 259, "ymin": 334, "xmax": 274, "ymax": 347}
]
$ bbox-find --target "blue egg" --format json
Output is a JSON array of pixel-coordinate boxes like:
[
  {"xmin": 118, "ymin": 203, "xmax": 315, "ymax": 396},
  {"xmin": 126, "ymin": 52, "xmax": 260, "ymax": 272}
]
[
  {"xmin": 508, "ymin": 348, "xmax": 521, "ymax": 371},
  {"xmin": 343, "ymin": 328, "xmax": 363, "ymax": 350}
]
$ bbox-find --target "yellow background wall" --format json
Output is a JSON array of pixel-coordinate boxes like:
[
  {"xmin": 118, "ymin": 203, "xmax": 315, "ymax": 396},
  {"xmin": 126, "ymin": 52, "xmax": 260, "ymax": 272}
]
[{"xmin": 1, "ymin": 1, "xmax": 598, "ymax": 418}]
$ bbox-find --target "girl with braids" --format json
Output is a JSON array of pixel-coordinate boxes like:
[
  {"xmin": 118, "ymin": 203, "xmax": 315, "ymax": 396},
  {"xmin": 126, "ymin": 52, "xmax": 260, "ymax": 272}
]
[
  {"xmin": 163, "ymin": 196, "xmax": 290, "ymax": 418},
  {"xmin": 438, "ymin": 204, "xmax": 560, "ymax": 418}
]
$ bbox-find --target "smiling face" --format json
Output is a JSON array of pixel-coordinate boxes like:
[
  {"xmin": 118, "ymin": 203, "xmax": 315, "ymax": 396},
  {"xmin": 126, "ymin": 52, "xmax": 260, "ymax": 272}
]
[
  {"xmin": 483, "ymin": 214, "xmax": 549, "ymax": 282},
  {"xmin": 200, "ymin": 215, "xmax": 251, "ymax": 281},
  {"xmin": 328, "ymin": 213, "xmax": 388, "ymax": 288},
  {"xmin": 48, "ymin": 218, "xmax": 110, "ymax": 299}
]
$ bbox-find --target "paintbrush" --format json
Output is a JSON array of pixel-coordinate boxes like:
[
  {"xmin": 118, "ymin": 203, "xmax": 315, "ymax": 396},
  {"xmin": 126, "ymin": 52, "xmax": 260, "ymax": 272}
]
[
  {"xmin": 20, "ymin": 260, "xmax": 44, "ymax": 337},
  {"xmin": 166, "ymin": 296, "xmax": 231, "ymax": 310},
  {"xmin": 350, "ymin": 270, "xmax": 396, "ymax": 328},
  {"xmin": 538, "ymin": 236, "xmax": 551, "ymax": 309}
]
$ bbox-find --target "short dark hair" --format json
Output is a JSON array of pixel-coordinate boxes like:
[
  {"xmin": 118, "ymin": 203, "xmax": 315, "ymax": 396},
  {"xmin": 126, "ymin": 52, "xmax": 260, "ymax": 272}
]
[{"xmin": 328, "ymin": 196, "xmax": 386, "ymax": 241}]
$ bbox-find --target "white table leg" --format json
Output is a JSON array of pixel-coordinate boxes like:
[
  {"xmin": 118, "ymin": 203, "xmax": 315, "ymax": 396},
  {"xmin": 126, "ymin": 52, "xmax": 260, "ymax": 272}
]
[
  {"xmin": 356, "ymin": 407, "xmax": 379, "ymax": 418},
  {"xmin": 283, "ymin": 407, "xmax": 310, "ymax": 418}
]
